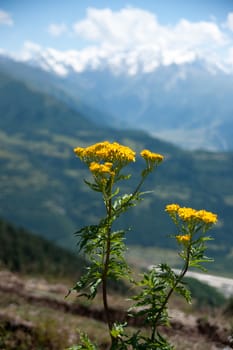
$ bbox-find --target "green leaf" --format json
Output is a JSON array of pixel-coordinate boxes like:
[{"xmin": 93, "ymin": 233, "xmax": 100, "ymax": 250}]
[{"xmin": 83, "ymin": 179, "xmax": 102, "ymax": 192}]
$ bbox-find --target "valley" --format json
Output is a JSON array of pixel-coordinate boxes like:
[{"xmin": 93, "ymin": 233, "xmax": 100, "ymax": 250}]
[
  {"xmin": 1, "ymin": 4, "xmax": 233, "ymax": 349},
  {"xmin": 0, "ymin": 64, "xmax": 233, "ymax": 276}
]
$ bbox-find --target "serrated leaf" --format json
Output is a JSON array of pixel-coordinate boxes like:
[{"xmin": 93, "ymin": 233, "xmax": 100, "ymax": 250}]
[{"xmin": 83, "ymin": 179, "xmax": 102, "ymax": 192}]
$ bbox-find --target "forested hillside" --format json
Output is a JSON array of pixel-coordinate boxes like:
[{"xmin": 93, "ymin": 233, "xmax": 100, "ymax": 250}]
[
  {"xmin": 0, "ymin": 70, "xmax": 233, "ymax": 274},
  {"xmin": 0, "ymin": 218, "xmax": 85, "ymax": 279}
]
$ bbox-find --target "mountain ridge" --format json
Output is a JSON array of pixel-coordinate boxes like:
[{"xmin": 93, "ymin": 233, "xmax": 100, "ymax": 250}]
[
  {"xmin": 1, "ymin": 54, "xmax": 233, "ymax": 151},
  {"xmin": 0, "ymin": 64, "xmax": 233, "ymax": 276}
]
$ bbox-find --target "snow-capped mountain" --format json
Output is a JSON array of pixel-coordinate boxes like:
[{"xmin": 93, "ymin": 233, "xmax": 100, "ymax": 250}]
[{"xmin": 1, "ymin": 53, "xmax": 233, "ymax": 151}]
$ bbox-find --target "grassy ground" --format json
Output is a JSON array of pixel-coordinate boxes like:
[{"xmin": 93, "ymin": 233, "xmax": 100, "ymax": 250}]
[{"xmin": 0, "ymin": 269, "xmax": 232, "ymax": 350}]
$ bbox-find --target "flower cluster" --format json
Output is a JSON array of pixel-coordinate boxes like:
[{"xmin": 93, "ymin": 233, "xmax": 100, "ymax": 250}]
[
  {"xmin": 176, "ymin": 234, "xmax": 191, "ymax": 244},
  {"xmin": 178, "ymin": 207, "xmax": 198, "ymax": 222},
  {"xmin": 165, "ymin": 204, "xmax": 218, "ymax": 225},
  {"xmin": 89, "ymin": 162, "xmax": 115, "ymax": 176},
  {"xmin": 74, "ymin": 141, "xmax": 136, "ymax": 165},
  {"xmin": 195, "ymin": 210, "xmax": 218, "ymax": 224},
  {"xmin": 165, "ymin": 204, "xmax": 180, "ymax": 213},
  {"xmin": 140, "ymin": 149, "xmax": 164, "ymax": 164}
]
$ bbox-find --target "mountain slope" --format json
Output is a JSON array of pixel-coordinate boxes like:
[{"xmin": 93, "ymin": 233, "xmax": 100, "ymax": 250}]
[
  {"xmin": 0, "ymin": 217, "xmax": 85, "ymax": 278},
  {"xmin": 0, "ymin": 69, "xmax": 233, "ymax": 275},
  {"xmin": 0, "ymin": 70, "xmax": 93, "ymax": 135},
  {"xmin": 0, "ymin": 55, "xmax": 114, "ymax": 127},
  {"xmin": 1, "ymin": 55, "xmax": 233, "ymax": 151},
  {"xmin": 61, "ymin": 63, "xmax": 233, "ymax": 151}
]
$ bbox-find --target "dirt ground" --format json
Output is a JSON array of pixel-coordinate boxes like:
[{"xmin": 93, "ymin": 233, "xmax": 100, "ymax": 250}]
[{"xmin": 0, "ymin": 270, "xmax": 232, "ymax": 349}]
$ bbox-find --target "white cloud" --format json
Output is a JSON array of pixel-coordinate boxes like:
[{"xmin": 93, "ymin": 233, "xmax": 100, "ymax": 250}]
[
  {"xmin": 226, "ymin": 12, "xmax": 233, "ymax": 32},
  {"xmin": 73, "ymin": 7, "xmax": 226, "ymax": 49},
  {"xmin": 9, "ymin": 7, "xmax": 233, "ymax": 76},
  {"xmin": 0, "ymin": 9, "xmax": 13, "ymax": 26},
  {"xmin": 226, "ymin": 47, "xmax": 233, "ymax": 65},
  {"xmin": 73, "ymin": 7, "xmax": 160, "ymax": 48},
  {"xmin": 71, "ymin": 7, "xmax": 228, "ymax": 73},
  {"xmin": 48, "ymin": 23, "xmax": 67, "ymax": 37}
]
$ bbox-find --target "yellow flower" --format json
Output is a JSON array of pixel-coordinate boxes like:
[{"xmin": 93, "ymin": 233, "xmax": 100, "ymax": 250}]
[
  {"xmin": 166, "ymin": 204, "xmax": 218, "ymax": 225},
  {"xmin": 165, "ymin": 204, "xmax": 180, "ymax": 214},
  {"xmin": 74, "ymin": 141, "xmax": 136, "ymax": 164},
  {"xmin": 176, "ymin": 234, "xmax": 191, "ymax": 244},
  {"xmin": 73, "ymin": 146, "xmax": 85, "ymax": 157},
  {"xmin": 89, "ymin": 161, "xmax": 115, "ymax": 176},
  {"xmin": 195, "ymin": 210, "xmax": 218, "ymax": 224},
  {"xmin": 140, "ymin": 149, "xmax": 164, "ymax": 163},
  {"xmin": 177, "ymin": 207, "xmax": 197, "ymax": 222}
]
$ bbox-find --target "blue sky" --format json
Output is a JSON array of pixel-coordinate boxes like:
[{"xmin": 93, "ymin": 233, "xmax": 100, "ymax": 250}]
[{"xmin": 1, "ymin": 0, "xmax": 233, "ymax": 75}]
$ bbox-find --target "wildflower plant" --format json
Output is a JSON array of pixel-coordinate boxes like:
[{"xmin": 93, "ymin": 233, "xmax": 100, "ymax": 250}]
[{"xmin": 68, "ymin": 141, "xmax": 217, "ymax": 350}]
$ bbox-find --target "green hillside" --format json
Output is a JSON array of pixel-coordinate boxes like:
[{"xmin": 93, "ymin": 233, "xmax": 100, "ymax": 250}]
[
  {"xmin": 0, "ymin": 71, "xmax": 233, "ymax": 274},
  {"xmin": 0, "ymin": 217, "xmax": 85, "ymax": 279}
]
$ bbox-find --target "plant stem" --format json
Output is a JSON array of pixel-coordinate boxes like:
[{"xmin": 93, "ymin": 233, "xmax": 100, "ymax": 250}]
[
  {"xmin": 102, "ymin": 189, "xmax": 116, "ymax": 348},
  {"xmin": 151, "ymin": 243, "xmax": 191, "ymax": 340},
  {"xmin": 102, "ymin": 223, "xmax": 112, "ymax": 331},
  {"xmin": 101, "ymin": 172, "xmax": 151, "ymax": 347},
  {"xmin": 113, "ymin": 172, "xmax": 147, "ymax": 218}
]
